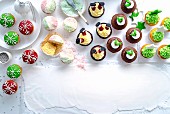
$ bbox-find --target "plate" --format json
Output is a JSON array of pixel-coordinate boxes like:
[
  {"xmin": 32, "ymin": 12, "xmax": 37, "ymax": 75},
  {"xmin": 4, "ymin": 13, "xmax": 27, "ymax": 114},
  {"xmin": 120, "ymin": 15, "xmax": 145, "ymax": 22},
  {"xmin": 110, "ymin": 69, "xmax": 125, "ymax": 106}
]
[
  {"xmin": 60, "ymin": 0, "xmax": 86, "ymax": 18},
  {"xmin": 0, "ymin": 0, "xmax": 41, "ymax": 50}
]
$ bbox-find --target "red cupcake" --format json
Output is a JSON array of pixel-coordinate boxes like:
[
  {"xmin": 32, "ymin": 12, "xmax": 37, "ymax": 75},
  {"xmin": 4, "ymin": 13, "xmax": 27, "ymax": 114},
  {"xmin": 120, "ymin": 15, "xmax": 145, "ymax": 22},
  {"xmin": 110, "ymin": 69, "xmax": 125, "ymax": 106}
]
[
  {"xmin": 18, "ymin": 20, "xmax": 34, "ymax": 35},
  {"xmin": 2, "ymin": 80, "xmax": 18, "ymax": 95},
  {"xmin": 22, "ymin": 49, "xmax": 38, "ymax": 64}
]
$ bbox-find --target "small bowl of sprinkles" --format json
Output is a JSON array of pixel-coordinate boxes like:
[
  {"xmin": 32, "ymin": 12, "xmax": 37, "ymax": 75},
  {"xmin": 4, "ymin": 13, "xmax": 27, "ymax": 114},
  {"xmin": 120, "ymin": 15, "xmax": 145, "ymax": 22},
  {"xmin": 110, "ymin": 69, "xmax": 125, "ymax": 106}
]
[{"xmin": 0, "ymin": 51, "xmax": 12, "ymax": 64}]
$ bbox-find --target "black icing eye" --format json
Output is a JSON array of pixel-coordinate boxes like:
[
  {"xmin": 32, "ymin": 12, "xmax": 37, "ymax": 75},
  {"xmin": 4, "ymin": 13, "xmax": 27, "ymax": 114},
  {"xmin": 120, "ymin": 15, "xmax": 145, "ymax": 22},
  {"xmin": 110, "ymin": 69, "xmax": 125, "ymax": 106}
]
[
  {"xmin": 96, "ymin": 22, "xmax": 101, "ymax": 27},
  {"xmin": 80, "ymin": 28, "xmax": 85, "ymax": 33},
  {"xmin": 99, "ymin": 2, "xmax": 105, "ymax": 6},
  {"xmin": 90, "ymin": 3, "xmax": 96, "ymax": 6},
  {"xmin": 100, "ymin": 47, "xmax": 105, "ymax": 51},
  {"xmin": 92, "ymin": 49, "xmax": 97, "ymax": 54},
  {"xmin": 76, "ymin": 38, "xmax": 80, "ymax": 44},
  {"xmin": 106, "ymin": 23, "xmax": 111, "ymax": 27}
]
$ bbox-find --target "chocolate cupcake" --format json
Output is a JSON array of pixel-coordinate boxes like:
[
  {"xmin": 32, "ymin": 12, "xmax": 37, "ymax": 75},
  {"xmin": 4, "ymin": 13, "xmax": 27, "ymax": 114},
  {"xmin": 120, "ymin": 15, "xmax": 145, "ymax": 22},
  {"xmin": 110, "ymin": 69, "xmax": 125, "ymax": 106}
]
[
  {"xmin": 111, "ymin": 14, "xmax": 128, "ymax": 30},
  {"xmin": 90, "ymin": 45, "xmax": 106, "ymax": 61},
  {"xmin": 96, "ymin": 22, "xmax": 112, "ymax": 39},
  {"xmin": 121, "ymin": 0, "xmax": 137, "ymax": 14},
  {"xmin": 88, "ymin": 2, "xmax": 105, "ymax": 18},
  {"xmin": 76, "ymin": 28, "xmax": 93, "ymax": 46},
  {"xmin": 107, "ymin": 37, "xmax": 123, "ymax": 53},
  {"xmin": 121, "ymin": 47, "xmax": 137, "ymax": 63},
  {"xmin": 126, "ymin": 27, "xmax": 142, "ymax": 43}
]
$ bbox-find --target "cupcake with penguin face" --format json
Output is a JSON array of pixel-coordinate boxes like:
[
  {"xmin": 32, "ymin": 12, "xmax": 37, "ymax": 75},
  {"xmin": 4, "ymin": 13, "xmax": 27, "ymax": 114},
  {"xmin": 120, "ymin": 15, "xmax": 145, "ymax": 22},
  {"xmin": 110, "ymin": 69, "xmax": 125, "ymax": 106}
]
[
  {"xmin": 158, "ymin": 45, "xmax": 170, "ymax": 59},
  {"xmin": 111, "ymin": 14, "xmax": 128, "ymax": 30},
  {"xmin": 90, "ymin": 45, "xmax": 106, "ymax": 61},
  {"xmin": 76, "ymin": 28, "xmax": 93, "ymax": 46},
  {"xmin": 107, "ymin": 37, "xmax": 123, "ymax": 53},
  {"xmin": 96, "ymin": 22, "xmax": 112, "ymax": 39},
  {"xmin": 141, "ymin": 44, "xmax": 157, "ymax": 59},
  {"xmin": 121, "ymin": 0, "xmax": 137, "ymax": 14},
  {"xmin": 126, "ymin": 28, "xmax": 142, "ymax": 44},
  {"xmin": 88, "ymin": 2, "xmax": 105, "ymax": 18},
  {"xmin": 145, "ymin": 9, "xmax": 162, "ymax": 26},
  {"xmin": 161, "ymin": 17, "xmax": 170, "ymax": 32}
]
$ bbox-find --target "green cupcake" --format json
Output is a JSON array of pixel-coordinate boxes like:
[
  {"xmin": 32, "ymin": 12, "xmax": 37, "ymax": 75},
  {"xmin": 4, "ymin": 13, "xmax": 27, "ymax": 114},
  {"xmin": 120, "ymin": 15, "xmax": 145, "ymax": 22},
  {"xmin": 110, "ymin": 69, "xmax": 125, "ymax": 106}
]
[
  {"xmin": 158, "ymin": 45, "xmax": 170, "ymax": 59},
  {"xmin": 162, "ymin": 17, "xmax": 170, "ymax": 31},
  {"xmin": 7, "ymin": 64, "xmax": 22, "ymax": 79},
  {"xmin": 0, "ymin": 13, "xmax": 15, "ymax": 28},
  {"xmin": 4, "ymin": 31, "xmax": 20, "ymax": 46},
  {"xmin": 141, "ymin": 44, "xmax": 156, "ymax": 58}
]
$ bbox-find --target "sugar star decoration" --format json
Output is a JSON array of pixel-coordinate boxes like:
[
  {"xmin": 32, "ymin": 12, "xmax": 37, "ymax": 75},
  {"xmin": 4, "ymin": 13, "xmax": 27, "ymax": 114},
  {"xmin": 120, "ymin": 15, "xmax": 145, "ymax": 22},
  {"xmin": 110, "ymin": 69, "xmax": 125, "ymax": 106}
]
[
  {"xmin": 129, "ymin": 11, "xmax": 139, "ymax": 21},
  {"xmin": 136, "ymin": 22, "xmax": 146, "ymax": 31}
]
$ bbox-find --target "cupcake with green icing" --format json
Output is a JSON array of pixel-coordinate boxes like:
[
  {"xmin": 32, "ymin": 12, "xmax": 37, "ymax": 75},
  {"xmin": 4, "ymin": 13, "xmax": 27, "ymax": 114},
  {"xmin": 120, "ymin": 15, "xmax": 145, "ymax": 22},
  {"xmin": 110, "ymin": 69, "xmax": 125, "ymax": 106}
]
[
  {"xmin": 7, "ymin": 64, "xmax": 22, "ymax": 79},
  {"xmin": 158, "ymin": 45, "xmax": 170, "ymax": 59},
  {"xmin": 0, "ymin": 13, "xmax": 15, "ymax": 28},
  {"xmin": 141, "ymin": 44, "xmax": 156, "ymax": 59},
  {"xmin": 145, "ymin": 10, "xmax": 162, "ymax": 26},
  {"xmin": 150, "ymin": 28, "xmax": 164, "ymax": 43},
  {"xmin": 4, "ymin": 31, "xmax": 20, "ymax": 46},
  {"xmin": 161, "ymin": 17, "xmax": 170, "ymax": 31}
]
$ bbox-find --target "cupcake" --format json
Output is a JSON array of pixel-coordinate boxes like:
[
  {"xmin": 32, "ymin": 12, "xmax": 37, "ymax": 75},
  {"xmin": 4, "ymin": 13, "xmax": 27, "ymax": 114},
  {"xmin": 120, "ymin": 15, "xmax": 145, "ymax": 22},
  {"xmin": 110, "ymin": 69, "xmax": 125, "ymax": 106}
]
[
  {"xmin": 141, "ymin": 44, "xmax": 157, "ymax": 59},
  {"xmin": 2, "ymin": 80, "xmax": 18, "ymax": 95},
  {"xmin": 76, "ymin": 28, "xmax": 93, "ymax": 46},
  {"xmin": 161, "ymin": 17, "xmax": 170, "ymax": 32},
  {"xmin": 41, "ymin": 0, "xmax": 56, "ymax": 14},
  {"xmin": 150, "ymin": 28, "xmax": 164, "ymax": 43},
  {"xmin": 121, "ymin": 0, "xmax": 137, "ymax": 14},
  {"xmin": 4, "ymin": 31, "xmax": 20, "ymax": 46},
  {"xmin": 63, "ymin": 17, "xmax": 78, "ymax": 33},
  {"xmin": 111, "ymin": 14, "xmax": 128, "ymax": 30},
  {"xmin": 126, "ymin": 28, "xmax": 142, "ymax": 43},
  {"xmin": 96, "ymin": 22, "xmax": 112, "ymax": 39},
  {"xmin": 121, "ymin": 47, "xmax": 137, "ymax": 63},
  {"xmin": 107, "ymin": 37, "xmax": 123, "ymax": 53},
  {"xmin": 18, "ymin": 20, "xmax": 34, "ymax": 35},
  {"xmin": 145, "ymin": 10, "xmax": 162, "ymax": 26},
  {"xmin": 59, "ymin": 49, "xmax": 75, "ymax": 64},
  {"xmin": 158, "ymin": 45, "xmax": 170, "ymax": 59},
  {"xmin": 0, "ymin": 13, "xmax": 15, "ymax": 28},
  {"xmin": 43, "ymin": 16, "xmax": 58, "ymax": 31},
  {"xmin": 7, "ymin": 64, "xmax": 22, "ymax": 79},
  {"xmin": 88, "ymin": 2, "xmax": 105, "ymax": 18},
  {"xmin": 41, "ymin": 33, "xmax": 64, "ymax": 56},
  {"xmin": 22, "ymin": 49, "xmax": 38, "ymax": 64},
  {"xmin": 90, "ymin": 45, "xmax": 106, "ymax": 61}
]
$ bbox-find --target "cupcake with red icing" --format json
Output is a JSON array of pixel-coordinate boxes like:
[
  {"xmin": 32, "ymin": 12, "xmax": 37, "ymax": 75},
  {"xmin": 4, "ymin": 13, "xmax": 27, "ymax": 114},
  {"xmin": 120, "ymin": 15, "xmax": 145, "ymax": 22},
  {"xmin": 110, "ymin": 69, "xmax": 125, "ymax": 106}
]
[
  {"xmin": 22, "ymin": 49, "xmax": 38, "ymax": 64},
  {"xmin": 18, "ymin": 20, "xmax": 34, "ymax": 35},
  {"xmin": 2, "ymin": 80, "xmax": 18, "ymax": 95}
]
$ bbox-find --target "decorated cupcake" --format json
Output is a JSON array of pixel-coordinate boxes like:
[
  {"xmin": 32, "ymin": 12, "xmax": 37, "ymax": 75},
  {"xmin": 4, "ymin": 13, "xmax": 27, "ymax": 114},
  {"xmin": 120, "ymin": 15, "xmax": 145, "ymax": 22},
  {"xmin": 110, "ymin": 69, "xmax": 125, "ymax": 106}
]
[
  {"xmin": 150, "ymin": 28, "xmax": 165, "ymax": 43},
  {"xmin": 158, "ymin": 45, "xmax": 170, "ymax": 59},
  {"xmin": 2, "ymin": 80, "xmax": 18, "ymax": 95},
  {"xmin": 22, "ymin": 49, "xmax": 38, "ymax": 64},
  {"xmin": 90, "ymin": 45, "xmax": 106, "ymax": 61},
  {"xmin": 145, "ymin": 10, "xmax": 162, "ymax": 26},
  {"xmin": 76, "ymin": 28, "xmax": 93, "ymax": 46},
  {"xmin": 41, "ymin": 33, "xmax": 64, "ymax": 56},
  {"xmin": 126, "ymin": 28, "xmax": 142, "ymax": 43},
  {"xmin": 107, "ymin": 37, "xmax": 123, "ymax": 53},
  {"xmin": 111, "ymin": 14, "xmax": 128, "ymax": 30},
  {"xmin": 121, "ymin": 47, "xmax": 137, "ymax": 63},
  {"xmin": 7, "ymin": 64, "xmax": 22, "ymax": 79},
  {"xmin": 18, "ymin": 20, "xmax": 34, "ymax": 35},
  {"xmin": 4, "ymin": 31, "xmax": 20, "ymax": 46},
  {"xmin": 41, "ymin": 0, "xmax": 56, "ymax": 14},
  {"xmin": 96, "ymin": 22, "xmax": 112, "ymax": 39},
  {"xmin": 141, "ymin": 44, "xmax": 157, "ymax": 59},
  {"xmin": 63, "ymin": 17, "xmax": 78, "ymax": 33},
  {"xmin": 161, "ymin": 17, "xmax": 170, "ymax": 32},
  {"xmin": 59, "ymin": 49, "xmax": 75, "ymax": 64},
  {"xmin": 0, "ymin": 13, "xmax": 15, "ymax": 28},
  {"xmin": 43, "ymin": 16, "xmax": 58, "ymax": 31},
  {"xmin": 88, "ymin": 2, "xmax": 105, "ymax": 18},
  {"xmin": 121, "ymin": 0, "xmax": 137, "ymax": 14}
]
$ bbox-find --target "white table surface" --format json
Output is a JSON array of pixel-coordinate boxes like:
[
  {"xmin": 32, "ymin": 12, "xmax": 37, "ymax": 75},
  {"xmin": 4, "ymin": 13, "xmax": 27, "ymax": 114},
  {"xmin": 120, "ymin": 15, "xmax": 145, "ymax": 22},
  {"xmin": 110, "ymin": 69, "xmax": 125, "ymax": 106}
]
[{"xmin": 0, "ymin": 0, "xmax": 170, "ymax": 114}]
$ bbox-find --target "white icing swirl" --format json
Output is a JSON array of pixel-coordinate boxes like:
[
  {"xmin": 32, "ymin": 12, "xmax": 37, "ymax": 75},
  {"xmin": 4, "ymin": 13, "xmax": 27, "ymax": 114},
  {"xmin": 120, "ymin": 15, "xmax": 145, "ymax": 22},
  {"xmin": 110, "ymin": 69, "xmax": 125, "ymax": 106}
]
[
  {"xmin": 126, "ymin": 52, "xmax": 135, "ymax": 60},
  {"xmin": 132, "ymin": 30, "xmax": 140, "ymax": 39},
  {"xmin": 111, "ymin": 40, "xmax": 119, "ymax": 49},
  {"xmin": 117, "ymin": 18, "xmax": 125, "ymax": 26},
  {"xmin": 126, "ymin": 0, "xmax": 135, "ymax": 9}
]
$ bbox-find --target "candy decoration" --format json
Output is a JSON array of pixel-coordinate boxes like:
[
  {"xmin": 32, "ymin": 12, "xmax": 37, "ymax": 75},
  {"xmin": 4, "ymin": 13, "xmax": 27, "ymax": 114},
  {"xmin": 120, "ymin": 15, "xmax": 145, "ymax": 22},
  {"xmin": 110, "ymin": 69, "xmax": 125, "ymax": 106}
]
[
  {"xmin": 136, "ymin": 21, "xmax": 146, "ymax": 30},
  {"xmin": 22, "ymin": 49, "xmax": 38, "ymax": 64},
  {"xmin": 19, "ymin": 20, "xmax": 34, "ymax": 35},
  {"xmin": 7, "ymin": 64, "xmax": 22, "ymax": 79},
  {"xmin": 2, "ymin": 80, "xmax": 18, "ymax": 95}
]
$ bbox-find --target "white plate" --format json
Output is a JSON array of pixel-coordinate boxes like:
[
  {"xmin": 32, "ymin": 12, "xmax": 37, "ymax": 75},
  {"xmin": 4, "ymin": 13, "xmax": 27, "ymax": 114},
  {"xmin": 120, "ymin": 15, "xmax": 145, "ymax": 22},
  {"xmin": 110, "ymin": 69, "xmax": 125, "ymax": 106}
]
[{"xmin": 0, "ymin": 0, "xmax": 41, "ymax": 50}]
